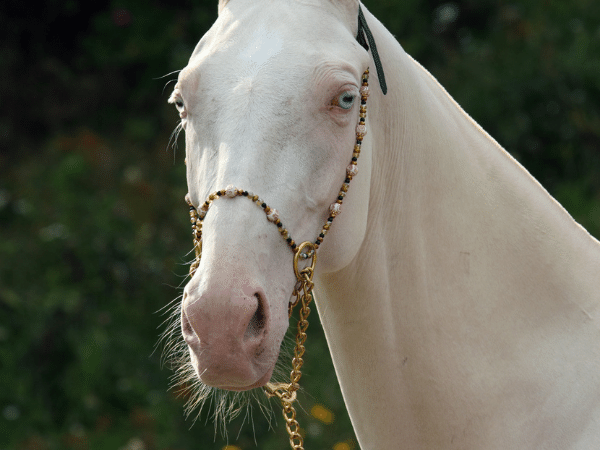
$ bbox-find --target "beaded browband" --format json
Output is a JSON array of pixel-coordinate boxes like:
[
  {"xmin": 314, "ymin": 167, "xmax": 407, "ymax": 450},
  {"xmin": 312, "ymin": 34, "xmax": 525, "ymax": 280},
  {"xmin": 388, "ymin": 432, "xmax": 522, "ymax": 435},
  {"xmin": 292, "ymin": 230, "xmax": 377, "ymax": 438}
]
[{"xmin": 185, "ymin": 68, "xmax": 371, "ymax": 274}]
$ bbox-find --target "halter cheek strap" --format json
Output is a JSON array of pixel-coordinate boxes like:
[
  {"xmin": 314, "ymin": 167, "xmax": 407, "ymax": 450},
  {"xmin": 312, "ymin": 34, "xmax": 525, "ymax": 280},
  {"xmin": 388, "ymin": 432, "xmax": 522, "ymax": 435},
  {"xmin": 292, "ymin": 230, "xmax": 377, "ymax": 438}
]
[{"xmin": 356, "ymin": 5, "xmax": 387, "ymax": 95}]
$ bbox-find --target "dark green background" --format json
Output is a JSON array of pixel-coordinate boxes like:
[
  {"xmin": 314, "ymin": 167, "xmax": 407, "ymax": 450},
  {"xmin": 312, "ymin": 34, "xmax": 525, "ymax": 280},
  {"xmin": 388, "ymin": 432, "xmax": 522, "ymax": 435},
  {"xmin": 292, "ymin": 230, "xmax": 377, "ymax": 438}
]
[{"xmin": 1, "ymin": 0, "xmax": 599, "ymax": 449}]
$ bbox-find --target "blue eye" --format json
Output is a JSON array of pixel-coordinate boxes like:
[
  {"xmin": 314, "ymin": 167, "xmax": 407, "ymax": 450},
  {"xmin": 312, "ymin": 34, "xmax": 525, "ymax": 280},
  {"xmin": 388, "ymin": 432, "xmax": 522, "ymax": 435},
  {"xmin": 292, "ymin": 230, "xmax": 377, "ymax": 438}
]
[{"xmin": 333, "ymin": 91, "xmax": 356, "ymax": 110}]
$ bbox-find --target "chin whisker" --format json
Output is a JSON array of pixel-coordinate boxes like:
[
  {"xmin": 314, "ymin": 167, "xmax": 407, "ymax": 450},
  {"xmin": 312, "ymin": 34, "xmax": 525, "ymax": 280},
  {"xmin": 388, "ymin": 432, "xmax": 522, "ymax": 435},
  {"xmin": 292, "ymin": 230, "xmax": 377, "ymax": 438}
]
[
  {"xmin": 172, "ymin": 268, "xmax": 301, "ymax": 419},
  {"xmin": 158, "ymin": 281, "xmax": 301, "ymax": 439}
]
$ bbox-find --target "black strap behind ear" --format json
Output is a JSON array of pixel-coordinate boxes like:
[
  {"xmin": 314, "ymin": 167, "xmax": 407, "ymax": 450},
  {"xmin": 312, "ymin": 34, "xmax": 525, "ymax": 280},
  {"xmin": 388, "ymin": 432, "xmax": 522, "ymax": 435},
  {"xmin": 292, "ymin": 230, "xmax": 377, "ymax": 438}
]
[{"xmin": 357, "ymin": 5, "xmax": 388, "ymax": 95}]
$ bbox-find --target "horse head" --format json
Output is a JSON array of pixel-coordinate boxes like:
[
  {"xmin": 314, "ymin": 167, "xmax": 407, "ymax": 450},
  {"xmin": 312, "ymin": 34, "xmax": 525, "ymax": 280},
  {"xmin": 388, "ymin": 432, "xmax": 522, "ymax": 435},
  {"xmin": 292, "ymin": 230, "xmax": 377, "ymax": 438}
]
[{"xmin": 170, "ymin": 0, "xmax": 374, "ymax": 394}]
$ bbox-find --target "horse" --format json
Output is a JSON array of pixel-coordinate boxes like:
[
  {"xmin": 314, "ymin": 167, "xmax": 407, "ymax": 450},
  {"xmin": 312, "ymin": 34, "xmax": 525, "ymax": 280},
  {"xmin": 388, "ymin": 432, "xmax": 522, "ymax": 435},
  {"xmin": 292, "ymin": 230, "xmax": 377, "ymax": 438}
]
[{"xmin": 167, "ymin": 0, "xmax": 600, "ymax": 448}]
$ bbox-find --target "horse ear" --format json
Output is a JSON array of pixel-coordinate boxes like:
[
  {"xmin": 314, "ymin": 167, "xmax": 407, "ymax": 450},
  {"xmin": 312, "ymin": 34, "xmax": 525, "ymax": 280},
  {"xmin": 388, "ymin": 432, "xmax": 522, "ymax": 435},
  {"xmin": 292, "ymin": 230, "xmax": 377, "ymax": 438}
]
[{"xmin": 218, "ymin": 0, "xmax": 229, "ymax": 15}]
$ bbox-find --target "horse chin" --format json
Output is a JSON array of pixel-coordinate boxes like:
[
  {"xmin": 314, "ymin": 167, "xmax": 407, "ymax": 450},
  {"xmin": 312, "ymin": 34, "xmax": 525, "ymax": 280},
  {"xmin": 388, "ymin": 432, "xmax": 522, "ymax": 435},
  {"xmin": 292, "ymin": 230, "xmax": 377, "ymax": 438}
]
[
  {"xmin": 190, "ymin": 342, "xmax": 281, "ymax": 392},
  {"xmin": 209, "ymin": 368, "xmax": 276, "ymax": 392}
]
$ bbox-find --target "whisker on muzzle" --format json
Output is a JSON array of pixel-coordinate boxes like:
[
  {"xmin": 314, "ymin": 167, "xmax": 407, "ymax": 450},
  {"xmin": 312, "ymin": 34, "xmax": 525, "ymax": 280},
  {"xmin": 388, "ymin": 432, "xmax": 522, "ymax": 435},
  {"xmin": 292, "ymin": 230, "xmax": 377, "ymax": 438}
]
[{"xmin": 157, "ymin": 290, "xmax": 297, "ymax": 438}]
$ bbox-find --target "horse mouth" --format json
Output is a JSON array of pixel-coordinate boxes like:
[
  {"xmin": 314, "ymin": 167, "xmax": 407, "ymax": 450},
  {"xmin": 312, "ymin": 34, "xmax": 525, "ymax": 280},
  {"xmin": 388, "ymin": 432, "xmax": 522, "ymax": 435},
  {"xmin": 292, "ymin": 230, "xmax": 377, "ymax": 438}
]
[
  {"xmin": 214, "ymin": 368, "xmax": 276, "ymax": 392},
  {"xmin": 195, "ymin": 350, "xmax": 279, "ymax": 392}
]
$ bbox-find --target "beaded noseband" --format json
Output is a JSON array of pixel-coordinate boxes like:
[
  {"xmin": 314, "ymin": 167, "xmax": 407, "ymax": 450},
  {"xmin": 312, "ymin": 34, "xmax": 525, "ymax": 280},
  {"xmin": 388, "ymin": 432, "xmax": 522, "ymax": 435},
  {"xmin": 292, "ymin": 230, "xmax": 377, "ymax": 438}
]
[{"xmin": 185, "ymin": 69, "xmax": 371, "ymax": 449}]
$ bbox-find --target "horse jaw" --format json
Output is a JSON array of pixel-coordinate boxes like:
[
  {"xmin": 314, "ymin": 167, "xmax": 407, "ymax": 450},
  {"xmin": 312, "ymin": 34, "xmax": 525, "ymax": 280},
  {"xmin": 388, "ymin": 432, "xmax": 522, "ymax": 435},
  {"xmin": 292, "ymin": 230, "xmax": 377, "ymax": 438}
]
[{"xmin": 176, "ymin": 0, "xmax": 370, "ymax": 393}]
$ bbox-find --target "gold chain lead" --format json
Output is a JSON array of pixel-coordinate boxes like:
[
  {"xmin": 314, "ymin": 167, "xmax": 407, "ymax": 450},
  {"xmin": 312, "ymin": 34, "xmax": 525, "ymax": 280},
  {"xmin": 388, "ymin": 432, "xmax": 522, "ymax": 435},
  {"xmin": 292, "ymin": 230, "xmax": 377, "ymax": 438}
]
[{"xmin": 265, "ymin": 241, "xmax": 316, "ymax": 450}]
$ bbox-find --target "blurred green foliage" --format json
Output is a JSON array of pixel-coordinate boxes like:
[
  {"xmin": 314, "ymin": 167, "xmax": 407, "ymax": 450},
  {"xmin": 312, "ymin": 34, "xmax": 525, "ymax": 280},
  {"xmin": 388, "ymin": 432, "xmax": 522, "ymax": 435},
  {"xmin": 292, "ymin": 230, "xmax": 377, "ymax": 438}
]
[{"xmin": 0, "ymin": 0, "xmax": 599, "ymax": 449}]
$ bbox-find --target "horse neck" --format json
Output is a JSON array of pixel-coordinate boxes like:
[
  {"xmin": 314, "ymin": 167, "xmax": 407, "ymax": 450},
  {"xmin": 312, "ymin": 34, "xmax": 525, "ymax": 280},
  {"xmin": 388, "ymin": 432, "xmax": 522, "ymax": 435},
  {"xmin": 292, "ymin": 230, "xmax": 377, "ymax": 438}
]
[
  {"xmin": 366, "ymin": 25, "xmax": 600, "ymax": 320},
  {"xmin": 315, "ymin": 8, "xmax": 600, "ymax": 448}
]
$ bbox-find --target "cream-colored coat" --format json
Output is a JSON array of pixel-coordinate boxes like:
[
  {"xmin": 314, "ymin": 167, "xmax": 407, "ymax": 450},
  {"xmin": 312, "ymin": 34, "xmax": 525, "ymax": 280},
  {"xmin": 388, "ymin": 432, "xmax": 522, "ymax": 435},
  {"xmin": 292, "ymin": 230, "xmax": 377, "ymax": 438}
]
[
  {"xmin": 317, "ymin": 6, "xmax": 600, "ymax": 450},
  {"xmin": 175, "ymin": 0, "xmax": 600, "ymax": 448}
]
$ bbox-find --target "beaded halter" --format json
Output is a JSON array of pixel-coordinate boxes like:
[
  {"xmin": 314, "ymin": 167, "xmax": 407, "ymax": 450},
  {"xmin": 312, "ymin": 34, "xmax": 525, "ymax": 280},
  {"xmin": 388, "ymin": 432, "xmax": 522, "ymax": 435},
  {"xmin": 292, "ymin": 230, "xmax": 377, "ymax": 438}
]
[
  {"xmin": 183, "ymin": 7, "xmax": 385, "ymax": 449},
  {"xmin": 185, "ymin": 70, "xmax": 370, "ymax": 449},
  {"xmin": 186, "ymin": 69, "xmax": 369, "ymax": 269}
]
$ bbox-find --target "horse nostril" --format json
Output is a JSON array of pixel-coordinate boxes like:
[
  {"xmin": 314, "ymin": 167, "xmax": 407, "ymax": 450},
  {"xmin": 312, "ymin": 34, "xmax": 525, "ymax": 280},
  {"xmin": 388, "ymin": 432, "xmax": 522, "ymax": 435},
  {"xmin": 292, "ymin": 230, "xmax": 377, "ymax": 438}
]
[{"xmin": 244, "ymin": 293, "xmax": 266, "ymax": 340}]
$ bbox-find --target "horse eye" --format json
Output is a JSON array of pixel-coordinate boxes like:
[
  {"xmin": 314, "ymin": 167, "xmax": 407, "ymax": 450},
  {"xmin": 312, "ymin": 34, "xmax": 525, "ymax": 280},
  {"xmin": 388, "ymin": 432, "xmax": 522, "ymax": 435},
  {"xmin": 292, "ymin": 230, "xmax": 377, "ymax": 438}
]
[
  {"xmin": 174, "ymin": 98, "xmax": 187, "ymax": 119},
  {"xmin": 333, "ymin": 91, "xmax": 356, "ymax": 110}
]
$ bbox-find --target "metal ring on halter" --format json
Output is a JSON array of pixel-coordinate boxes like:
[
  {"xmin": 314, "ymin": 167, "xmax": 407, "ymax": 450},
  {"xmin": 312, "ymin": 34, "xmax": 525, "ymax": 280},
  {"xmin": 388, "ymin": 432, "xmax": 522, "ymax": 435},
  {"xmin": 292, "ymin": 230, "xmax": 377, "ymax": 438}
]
[{"xmin": 293, "ymin": 241, "xmax": 317, "ymax": 281}]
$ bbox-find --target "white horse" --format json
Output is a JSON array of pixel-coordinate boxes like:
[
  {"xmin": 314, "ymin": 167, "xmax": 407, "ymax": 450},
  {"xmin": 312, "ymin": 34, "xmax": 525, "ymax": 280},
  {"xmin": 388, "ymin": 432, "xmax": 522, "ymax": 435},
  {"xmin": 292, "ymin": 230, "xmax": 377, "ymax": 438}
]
[{"xmin": 169, "ymin": 0, "xmax": 600, "ymax": 448}]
